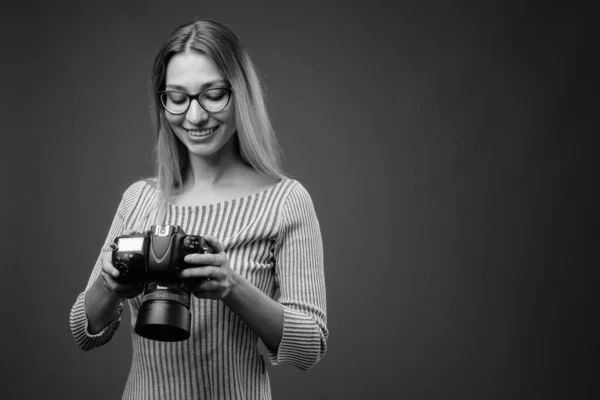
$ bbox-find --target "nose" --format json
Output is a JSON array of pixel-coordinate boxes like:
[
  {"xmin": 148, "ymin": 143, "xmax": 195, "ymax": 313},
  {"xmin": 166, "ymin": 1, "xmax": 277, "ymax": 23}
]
[{"xmin": 185, "ymin": 99, "xmax": 209, "ymax": 125}]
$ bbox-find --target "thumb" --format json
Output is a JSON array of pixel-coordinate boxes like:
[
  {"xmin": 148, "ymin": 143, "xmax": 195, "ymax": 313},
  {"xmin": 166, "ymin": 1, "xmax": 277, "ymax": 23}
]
[{"xmin": 203, "ymin": 235, "xmax": 224, "ymax": 253}]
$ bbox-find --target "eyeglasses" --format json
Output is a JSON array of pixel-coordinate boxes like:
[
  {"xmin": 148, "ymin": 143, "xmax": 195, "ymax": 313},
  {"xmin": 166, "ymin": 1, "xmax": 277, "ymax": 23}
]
[{"xmin": 159, "ymin": 88, "xmax": 232, "ymax": 115}]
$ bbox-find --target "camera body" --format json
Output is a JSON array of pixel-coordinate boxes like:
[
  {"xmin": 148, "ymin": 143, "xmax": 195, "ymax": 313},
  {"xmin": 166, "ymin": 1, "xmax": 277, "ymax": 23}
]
[
  {"xmin": 111, "ymin": 224, "xmax": 209, "ymax": 284},
  {"xmin": 110, "ymin": 225, "xmax": 210, "ymax": 342}
]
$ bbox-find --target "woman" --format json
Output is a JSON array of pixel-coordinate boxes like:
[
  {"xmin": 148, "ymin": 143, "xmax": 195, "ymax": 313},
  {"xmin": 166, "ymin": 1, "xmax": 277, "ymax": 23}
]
[{"xmin": 70, "ymin": 20, "xmax": 328, "ymax": 400}]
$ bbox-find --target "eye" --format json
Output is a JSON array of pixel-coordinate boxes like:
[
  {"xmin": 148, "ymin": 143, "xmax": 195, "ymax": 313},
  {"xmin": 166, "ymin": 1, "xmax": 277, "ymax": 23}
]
[
  {"xmin": 167, "ymin": 92, "xmax": 188, "ymax": 104},
  {"xmin": 203, "ymin": 89, "xmax": 227, "ymax": 101}
]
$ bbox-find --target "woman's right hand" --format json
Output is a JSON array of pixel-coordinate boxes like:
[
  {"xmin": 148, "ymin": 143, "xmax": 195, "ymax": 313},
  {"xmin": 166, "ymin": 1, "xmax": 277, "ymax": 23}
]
[{"xmin": 99, "ymin": 251, "xmax": 144, "ymax": 299}]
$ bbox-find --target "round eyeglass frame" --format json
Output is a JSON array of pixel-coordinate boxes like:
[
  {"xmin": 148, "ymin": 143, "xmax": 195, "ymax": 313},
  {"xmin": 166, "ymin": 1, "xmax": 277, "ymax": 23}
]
[{"xmin": 158, "ymin": 88, "xmax": 233, "ymax": 115}]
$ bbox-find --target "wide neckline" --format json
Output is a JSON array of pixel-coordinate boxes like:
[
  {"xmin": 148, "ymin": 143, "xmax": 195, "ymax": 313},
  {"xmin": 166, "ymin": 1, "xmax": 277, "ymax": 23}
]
[{"xmin": 165, "ymin": 177, "xmax": 287, "ymax": 210}]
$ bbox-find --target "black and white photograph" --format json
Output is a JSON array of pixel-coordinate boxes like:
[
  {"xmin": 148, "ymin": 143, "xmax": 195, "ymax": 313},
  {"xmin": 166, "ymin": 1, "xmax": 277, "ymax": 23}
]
[{"xmin": 1, "ymin": 0, "xmax": 596, "ymax": 399}]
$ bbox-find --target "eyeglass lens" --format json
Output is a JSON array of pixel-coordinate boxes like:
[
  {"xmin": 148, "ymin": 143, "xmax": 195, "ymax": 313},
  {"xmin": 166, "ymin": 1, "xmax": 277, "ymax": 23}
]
[{"xmin": 161, "ymin": 89, "xmax": 230, "ymax": 114}]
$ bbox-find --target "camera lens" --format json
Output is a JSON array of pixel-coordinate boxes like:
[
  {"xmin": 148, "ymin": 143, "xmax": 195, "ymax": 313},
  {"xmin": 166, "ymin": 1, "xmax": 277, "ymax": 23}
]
[{"xmin": 135, "ymin": 283, "xmax": 191, "ymax": 341}]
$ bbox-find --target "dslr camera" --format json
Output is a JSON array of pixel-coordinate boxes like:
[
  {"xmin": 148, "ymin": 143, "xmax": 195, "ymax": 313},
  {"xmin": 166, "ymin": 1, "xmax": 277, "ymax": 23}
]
[{"xmin": 110, "ymin": 224, "xmax": 210, "ymax": 342}]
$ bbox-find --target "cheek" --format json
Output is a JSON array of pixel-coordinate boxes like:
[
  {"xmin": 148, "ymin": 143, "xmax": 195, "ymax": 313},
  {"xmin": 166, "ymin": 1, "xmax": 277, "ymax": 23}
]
[
  {"xmin": 221, "ymin": 119, "xmax": 237, "ymax": 140},
  {"xmin": 165, "ymin": 113, "xmax": 184, "ymax": 126},
  {"xmin": 219, "ymin": 107, "xmax": 236, "ymax": 129}
]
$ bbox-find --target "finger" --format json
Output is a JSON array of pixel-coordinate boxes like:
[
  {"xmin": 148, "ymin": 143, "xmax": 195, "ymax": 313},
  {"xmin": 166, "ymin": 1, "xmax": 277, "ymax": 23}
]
[
  {"xmin": 191, "ymin": 279, "xmax": 220, "ymax": 298},
  {"xmin": 101, "ymin": 252, "xmax": 121, "ymax": 278},
  {"xmin": 189, "ymin": 277, "xmax": 219, "ymax": 290},
  {"xmin": 180, "ymin": 266, "xmax": 221, "ymax": 280},
  {"xmin": 192, "ymin": 290, "xmax": 219, "ymax": 300},
  {"xmin": 100, "ymin": 268, "xmax": 131, "ymax": 289},
  {"xmin": 100, "ymin": 269, "xmax": 143, "ymax": 297},
  {"xmin": 99, "ymin": 269, "xmax": 119, "ymax": 292},
  {"xmin": 121, "ymin": 282, "xmax": 144, "ymax": 298},
  {"xmin": 184, "ymin": 253, "xmax": 225, "ymax": 266},
  {"xmin": 203, "ymin": 235, "xmax": 224, "ymax": 253}
]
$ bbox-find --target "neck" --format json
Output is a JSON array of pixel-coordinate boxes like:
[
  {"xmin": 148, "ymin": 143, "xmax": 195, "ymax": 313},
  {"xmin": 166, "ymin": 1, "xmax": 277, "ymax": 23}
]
[{"xmin": 183, "ymin": 135, "xmax": 246, "ymax": 190}]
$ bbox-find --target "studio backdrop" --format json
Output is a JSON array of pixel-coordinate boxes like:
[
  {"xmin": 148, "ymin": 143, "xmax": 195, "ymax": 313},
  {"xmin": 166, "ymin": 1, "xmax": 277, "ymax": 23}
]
[{"xmin": 2, "ymin": 1, "xmax": 596, "ymax": 399}]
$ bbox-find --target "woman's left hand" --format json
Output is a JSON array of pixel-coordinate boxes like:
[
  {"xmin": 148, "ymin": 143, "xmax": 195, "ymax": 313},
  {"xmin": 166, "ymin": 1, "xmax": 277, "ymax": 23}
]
[{"xmin": 180, "ymin": 235, "xmax": 236, "ymax": 300}]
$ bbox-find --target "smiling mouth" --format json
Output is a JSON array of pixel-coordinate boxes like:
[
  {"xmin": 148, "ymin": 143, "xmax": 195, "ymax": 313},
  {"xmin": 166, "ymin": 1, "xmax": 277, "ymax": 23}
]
[{"xmin": 185, "ymin": 126, "xmax": 219, "ymax": 137}]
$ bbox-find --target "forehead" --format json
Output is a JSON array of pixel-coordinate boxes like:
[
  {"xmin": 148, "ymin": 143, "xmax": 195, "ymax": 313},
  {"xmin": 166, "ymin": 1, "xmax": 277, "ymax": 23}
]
[{"xmin": 165, "ymin": 52, "xmax": 224, "ymax": 89}]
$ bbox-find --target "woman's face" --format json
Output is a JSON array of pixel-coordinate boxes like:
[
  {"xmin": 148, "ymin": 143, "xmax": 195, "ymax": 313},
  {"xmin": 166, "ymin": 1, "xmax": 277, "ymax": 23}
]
[{"xmin": 163, "ymin": 51, "xmax": 236, "ymax": 159}]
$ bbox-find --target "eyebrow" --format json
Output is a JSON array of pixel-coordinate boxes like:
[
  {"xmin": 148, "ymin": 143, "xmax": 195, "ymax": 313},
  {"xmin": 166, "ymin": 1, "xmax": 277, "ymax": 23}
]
[{"xmin": 165, "ymin": 80, "xmax": 229, "ymax": 91}]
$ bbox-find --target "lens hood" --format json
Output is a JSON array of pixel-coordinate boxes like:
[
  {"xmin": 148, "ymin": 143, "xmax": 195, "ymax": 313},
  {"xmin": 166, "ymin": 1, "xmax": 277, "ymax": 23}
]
[{"xmin": 135, "ymin": 299, "xmax": 191, "ymax": 341}]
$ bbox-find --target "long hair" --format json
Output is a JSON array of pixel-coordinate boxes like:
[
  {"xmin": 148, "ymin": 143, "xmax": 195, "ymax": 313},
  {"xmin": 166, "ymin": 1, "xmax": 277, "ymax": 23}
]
[{"xmin": 142, "ymin": 20, "xmax": 284, "ymax": 227}]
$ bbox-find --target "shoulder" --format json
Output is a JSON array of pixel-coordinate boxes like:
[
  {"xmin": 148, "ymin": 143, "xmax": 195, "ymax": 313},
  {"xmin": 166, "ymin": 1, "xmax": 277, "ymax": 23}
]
[
  {"xmin": 122, "ymin": 178, "xmax": 157, "ymax": 199},
  {"xmin": 117, "ymin": 178, "xmax": 158, "ymax": 215},
  {"xmin": 277, "ymin": 177, "xmax": 319, "ymax": 220},
  {"xmin": 280, "ymin": 178, "xmax": 315, "ymax": 206}
]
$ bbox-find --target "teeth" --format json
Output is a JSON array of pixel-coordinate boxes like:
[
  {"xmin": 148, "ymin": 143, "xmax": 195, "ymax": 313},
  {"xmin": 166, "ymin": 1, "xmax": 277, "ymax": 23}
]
[{"xmin": 187, "ymin": 126, "xmax": 218, "ymax": 136}]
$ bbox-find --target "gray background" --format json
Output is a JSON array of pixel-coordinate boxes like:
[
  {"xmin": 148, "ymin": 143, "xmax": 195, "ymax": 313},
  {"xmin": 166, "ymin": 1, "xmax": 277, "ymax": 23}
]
[{"xmin": 1, "ymin": 0, "xmax": 597, "ymax": 399}]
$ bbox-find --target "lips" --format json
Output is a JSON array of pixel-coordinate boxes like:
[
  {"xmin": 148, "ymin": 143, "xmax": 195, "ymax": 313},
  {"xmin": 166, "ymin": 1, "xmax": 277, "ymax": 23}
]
[{"xmin": 185, "ymin": 125, "xmax": 219, "ymax": 137}]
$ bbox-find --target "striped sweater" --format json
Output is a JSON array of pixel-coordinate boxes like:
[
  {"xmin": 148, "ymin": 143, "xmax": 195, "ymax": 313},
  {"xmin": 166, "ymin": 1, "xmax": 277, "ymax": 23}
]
[{"xmin": 69, "ymin": 177, "xmax": 328, "ymax": 400}]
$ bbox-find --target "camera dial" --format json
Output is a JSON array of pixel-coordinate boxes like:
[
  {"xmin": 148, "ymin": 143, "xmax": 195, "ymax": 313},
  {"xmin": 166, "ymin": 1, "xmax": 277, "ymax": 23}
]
[{"xmin": 114, "ymin": 253, "xmax": 135, "ymax": 276}]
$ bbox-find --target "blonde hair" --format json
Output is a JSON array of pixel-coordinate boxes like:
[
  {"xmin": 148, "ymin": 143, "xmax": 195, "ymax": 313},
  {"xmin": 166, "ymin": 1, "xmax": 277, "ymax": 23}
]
[{"xmin": 141, "ymin": 20, "xmax": 284, "ymax": 227}]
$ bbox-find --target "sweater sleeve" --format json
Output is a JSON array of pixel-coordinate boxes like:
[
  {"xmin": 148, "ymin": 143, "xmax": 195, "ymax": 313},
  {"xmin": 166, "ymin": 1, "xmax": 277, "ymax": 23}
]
[
  {"xmin": 69, "ymin": 181, "xmax": 146, "ymax": 351},
  {"xmin": 267, "ymin": 182, "xmax": 328, "ymax": 370}
]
